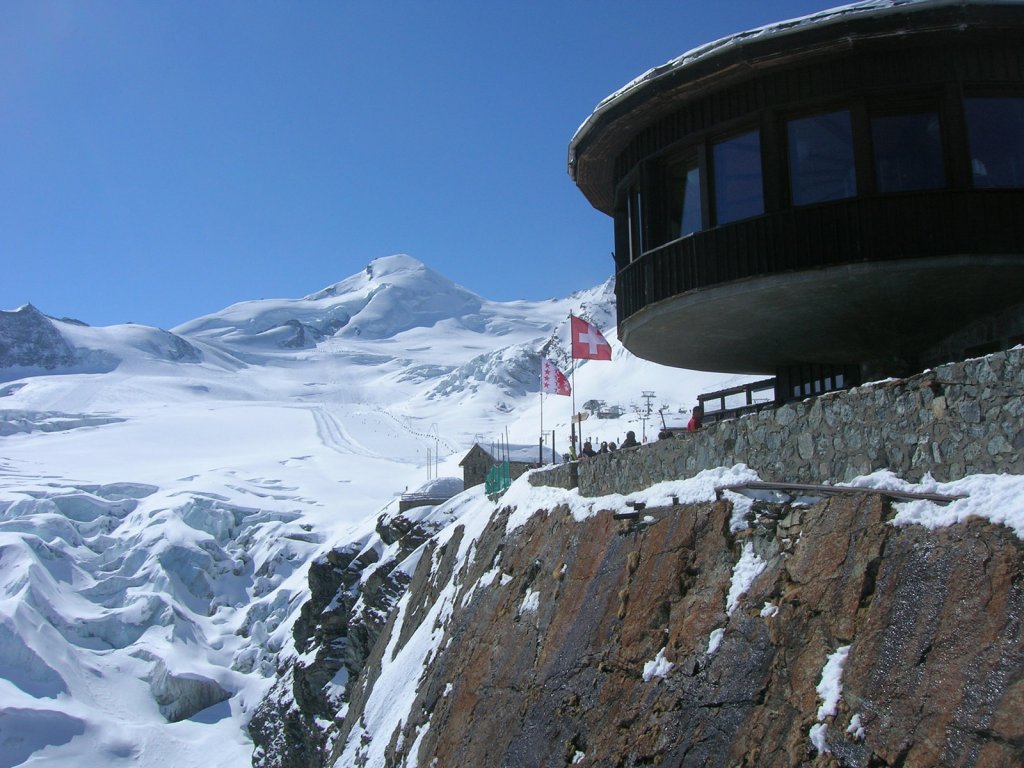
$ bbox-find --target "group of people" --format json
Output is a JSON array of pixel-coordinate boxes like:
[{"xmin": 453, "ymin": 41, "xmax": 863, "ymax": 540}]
[
  {"xmin": 578, "ymin": 430, "xmax": 640, "ymax": 459},
  {"xmin": 577, "ymin": 404, "xmax": 705, "ymax": 459}
]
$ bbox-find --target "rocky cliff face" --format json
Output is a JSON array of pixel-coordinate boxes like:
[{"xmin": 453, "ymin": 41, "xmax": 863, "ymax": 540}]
[
  {"xmin": 311, "ymin": 488, "xmax": 1022, "ymax": 767},
  {"xmin": 252, "ymin": 352, "xmax": 1024, "ymax": 767},
  {"xmin": 248, "ymin": 503, "xmax": 453, "ymax": 768}
]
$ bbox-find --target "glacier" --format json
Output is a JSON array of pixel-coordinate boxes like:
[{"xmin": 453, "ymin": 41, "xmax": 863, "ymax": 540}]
[{"xmin": 0, "ymin": 254, "xmax": 745, "ymax": 767}]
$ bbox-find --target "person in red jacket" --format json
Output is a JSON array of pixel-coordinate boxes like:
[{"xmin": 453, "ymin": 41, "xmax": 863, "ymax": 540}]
[{"xmin": 687, "ymin": 405, "xmax": 704, "ymax": 432}]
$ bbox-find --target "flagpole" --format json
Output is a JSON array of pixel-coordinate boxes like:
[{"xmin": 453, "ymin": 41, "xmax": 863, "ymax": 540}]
[
  {"xmin": 569, "ymin": 313, "xmax": 578, "ymax": 457},
  {"xmin": 571, "ymin": 360, "xmax": 577, "ymax": 450},
  {"xmin": 539, "ymin": 387, "xmax": 544, "ymax": 464}
]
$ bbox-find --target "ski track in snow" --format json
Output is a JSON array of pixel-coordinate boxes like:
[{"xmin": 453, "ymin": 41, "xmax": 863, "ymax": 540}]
[{"xmin": 310, "ymin": 405, "xmax": 368, "ymax": 457}]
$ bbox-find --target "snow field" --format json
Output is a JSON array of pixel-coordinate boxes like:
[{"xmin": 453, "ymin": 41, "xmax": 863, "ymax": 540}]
[{"xmin": 3, "ymin": 258, "xmax": 1021, "ymax": 767}]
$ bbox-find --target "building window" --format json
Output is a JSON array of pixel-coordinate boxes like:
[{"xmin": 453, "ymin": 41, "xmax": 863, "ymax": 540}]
[
  {"xmin": 713, "ymin": 130, "xmax": 764, "ymax": 225},
  {"xmin": 779, "ymin": 363, "xmax": 857, "ymax": 401},
  {"xmin": 966, "ymin": 97, "xmax": 1024, "ymax": 188},
  {"xmin": 667, "ymin": 155, "xmax": 702, "ymax": 240},
  {"xmin": 787, "ymin": 110, "xmax": 856, "ymax": 205},
  {"xmin": 872, "ymin": 112, "xmax": 945, "ymax": 193}
]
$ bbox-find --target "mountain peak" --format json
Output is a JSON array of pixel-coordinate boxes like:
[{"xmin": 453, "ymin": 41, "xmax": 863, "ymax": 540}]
[
  {"xmin": 175, "ymin": 254, "xmax": 487, "ymax": 348},
  {"xmin": 305, "ymin": 254, "xmax": 439, "ymax": 302},
  {"xmin": 365, "ymin": 253, "xmax": 426, "ymax": 279}
]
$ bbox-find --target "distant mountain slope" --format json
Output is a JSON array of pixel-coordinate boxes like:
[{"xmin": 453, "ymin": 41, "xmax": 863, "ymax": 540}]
[
  {"xmin": 174, "ymin": 254, "xmax": 488, "ymax": 349},
  {"xmin": 0, "ymin": 304, "xmax": 77, "ymax": 370},
  {"xmin": 0, "ymin": 253, "xmax": 748, "ymax": 768},
  {"xmin": 0, "ymin": 304, "xmax": 202, "ymax": 383}
]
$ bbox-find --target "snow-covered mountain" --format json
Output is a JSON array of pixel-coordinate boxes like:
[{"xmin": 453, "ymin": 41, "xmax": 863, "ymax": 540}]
[{"xmin": 0, "ymin": 254, "xmax": 747, "ymax": 767}]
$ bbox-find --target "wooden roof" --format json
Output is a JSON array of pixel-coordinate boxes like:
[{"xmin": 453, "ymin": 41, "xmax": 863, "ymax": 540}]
[{"xmin": 569, "ymin": 0, "xmax": 1024, "ymax": 214}]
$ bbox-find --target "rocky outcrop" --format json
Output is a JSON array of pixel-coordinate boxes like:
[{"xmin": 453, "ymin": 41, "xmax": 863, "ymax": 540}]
[
  {"xmin": 0, "ymin": 304, "xmax": 202, "ymax": 375},
  {"xmin": 0, "ymin": 304, "xmax": 76, "ymax": 370},
  {"xmin": 252, "ymin": 349, "xmax": 1024, "ymax": 767},
  {"xmin": 327, "ymin": 491, "xmax": 1022, "ymax": 767},
  {"xmin": 248, "ymin": 506, "xmax": 450, "ymax": 768}
]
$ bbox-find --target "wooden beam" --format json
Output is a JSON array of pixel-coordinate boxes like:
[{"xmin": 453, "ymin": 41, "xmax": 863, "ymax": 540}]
[{"xmin": 716, "ymin": 480, "xmax": 966, "ymax": 505}]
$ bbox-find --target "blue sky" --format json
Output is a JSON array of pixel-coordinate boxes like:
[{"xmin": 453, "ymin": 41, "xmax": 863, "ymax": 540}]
[{"xmin": 2, "ymin": 1, "xmax": 834, "ymax": 329}]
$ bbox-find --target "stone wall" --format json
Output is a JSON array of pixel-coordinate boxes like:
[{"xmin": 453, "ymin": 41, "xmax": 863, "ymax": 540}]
[
  {"xmin": 528, "ymin": 460, "xmax": 578, "ymax": 491},
  {"xmin": 531, "ymin": 348, "xmax": 1024, "ymax": 497}
]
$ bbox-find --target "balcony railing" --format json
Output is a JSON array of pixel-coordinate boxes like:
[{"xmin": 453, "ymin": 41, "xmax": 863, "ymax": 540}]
[{"xmin": 616, "ymin": 190, "xmax": 1024, "ymax": 325}]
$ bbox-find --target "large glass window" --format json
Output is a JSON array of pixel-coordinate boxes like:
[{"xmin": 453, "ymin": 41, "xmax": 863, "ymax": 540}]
[
  {"xmin": 788, "ymin": 110, "xmax": 856, "ymax": 205},
  {"xmin": 872, "ymin": 112, "xmax": 945, "ymax": 193},
  {"xmin": 966, "ymin": 97, "xmax": 1024, "ymax": 188},
  {"xmin": 713, "ymin": 130, "xmax": 764, "ymax": 225},
  {"xmin": 667, "ymin": 156, "xmax": 702, "ymax": 239}
]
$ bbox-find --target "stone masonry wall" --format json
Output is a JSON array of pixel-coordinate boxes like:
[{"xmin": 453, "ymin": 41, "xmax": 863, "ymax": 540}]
[{"xmin": 531, "ymin": 348, "xmax": 1024, "ymax": 497}]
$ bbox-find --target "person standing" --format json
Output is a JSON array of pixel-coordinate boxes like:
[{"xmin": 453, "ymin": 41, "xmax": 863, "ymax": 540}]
[{"xmin": 687, "ymin": 405, "xmax": 704, "ymax": 432}]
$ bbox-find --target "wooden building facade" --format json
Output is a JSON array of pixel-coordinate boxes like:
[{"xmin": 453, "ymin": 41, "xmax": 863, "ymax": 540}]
[{"xmin": 570, "ymin": 0, "xmax": 1024, "ymax": 395}]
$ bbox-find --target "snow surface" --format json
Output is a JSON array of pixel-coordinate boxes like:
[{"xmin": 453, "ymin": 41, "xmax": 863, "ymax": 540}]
[
  {"xmin": 846, "ymin": 470, "xmax": 1024, "ymax": 539},
  {"xmin": 1, "ymin": 256, "xmax": 750, "ymax": 768},
  {"xmin": 2, "ymin": 254, "xmax": 1021, "ymax": 767},
  {"xmin": 705, "ymin": 539, "xmax": 767, "ymax": 660},
  {"xmin": 726, "ymin": 542, "xmax": 767, "ymax": 616},
  {"xmin": 641, "ymin": 648, "xmax": 674, "ymax": 682},
  {"xmin": 816, "ymin": 645, "xmax": 851, "ymax": 721},
  {"xmin": 847, "ymin": 712, "xmax": 866, "ymax": 740},
  {"xmin": 503, "ymin": 464, "xmax": 762, "ymax": 534},
  {"xmin": 810, "ymin": 644, "xmax": 852, "ymax": 754},
  {"xmin": 707, "ymin": 628, "xmax": 725, "ymax": 656},
  {"xmin": 519, "ymin": 589, "xmax": 541, "ymax": 615}
]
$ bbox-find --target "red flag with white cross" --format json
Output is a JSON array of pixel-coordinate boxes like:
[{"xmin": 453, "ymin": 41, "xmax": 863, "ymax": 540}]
[{"xmin": 570, "ymin": 315, "xmax": 612, "ymax": 361}]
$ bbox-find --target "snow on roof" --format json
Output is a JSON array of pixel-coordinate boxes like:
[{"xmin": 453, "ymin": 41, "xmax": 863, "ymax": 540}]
[
  {"xmin": 408, "ymin": 476, "xmax": 464, "ymax": 498},
  {"xmin": 467, "ymin": 442, "xmax": 552, "ymax": 464},
  {"xmin": 569, "ymin": 0, "xmax": 1022, "ymax": 174}
]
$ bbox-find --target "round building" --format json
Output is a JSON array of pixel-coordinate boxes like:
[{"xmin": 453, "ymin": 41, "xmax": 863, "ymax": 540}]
[{"xmin": 569, "ymin": 0, "xmax": 1024, "ymax": 399}]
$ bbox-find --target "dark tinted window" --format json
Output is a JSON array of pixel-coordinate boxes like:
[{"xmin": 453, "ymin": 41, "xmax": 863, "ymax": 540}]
[
  {"xmin": 788, "ymin": 110, "xmax": 856, "ymax": 205},
  {"xmin": 667, "ymin": 156, "xmax": 702, "ymax": 239},
  {"xmin": 872, "ymin": 112, "xmax": 945, "ymax": 192},
  {"xmin": 966, "ymin": 97, "xmax": 1024, "ymax": 188},
  {"xmin": 713, "ymin": 131, "xmax": 763, "ymax": 225}
]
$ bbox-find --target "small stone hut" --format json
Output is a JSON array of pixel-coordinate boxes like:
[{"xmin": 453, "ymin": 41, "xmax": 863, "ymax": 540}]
[{"xmin": 460, "ymin": 443, "xmax": 555, "ymax": 489}]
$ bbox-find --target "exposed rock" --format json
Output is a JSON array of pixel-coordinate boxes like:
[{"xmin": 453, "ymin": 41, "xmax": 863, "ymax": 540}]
[
  {"xmin": 327, "ymin": 493, "xmax": 1022, "ymax": 767},
  {"xmin": 248, "ymin": 505, "xmax": 450, "ymax": 768},
  {"xmin": 252, "ymin": 348, "xmax": 1024, "ymax": 767},
  {"xmin": 0, "ymin": 304, "xmax": 76, "ymax": 370},
  {"xmin": 146, "ymin": 329, "xmax": 202, "ymax": 362},
  {"xmin": 279, "ymin": 320, "xmax": 323, "ymax": 349}
]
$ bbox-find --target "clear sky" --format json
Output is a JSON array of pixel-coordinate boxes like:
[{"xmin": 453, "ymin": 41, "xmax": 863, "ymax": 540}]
[{"xmin": 2, "ymin": 0, "xmax": 835, "ymax": 329}]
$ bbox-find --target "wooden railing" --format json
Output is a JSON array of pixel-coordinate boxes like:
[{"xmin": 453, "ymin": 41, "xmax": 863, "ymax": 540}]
[
  {"xmin": 699, "ymin": 378, "xmax": 778, "ymax": 423},
  {"xmin": 616, "ymin": 190, "xmax": 1024, "ymax": 325}
]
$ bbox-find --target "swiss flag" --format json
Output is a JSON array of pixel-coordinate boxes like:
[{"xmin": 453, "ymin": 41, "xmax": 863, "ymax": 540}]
[
  {"xmin": 541, "ymin": 358, "xmax": 571, "ymax": 396},
  {"xmin": 570, "ymin": 315, "xmax": 612, "ymax": 361}
]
